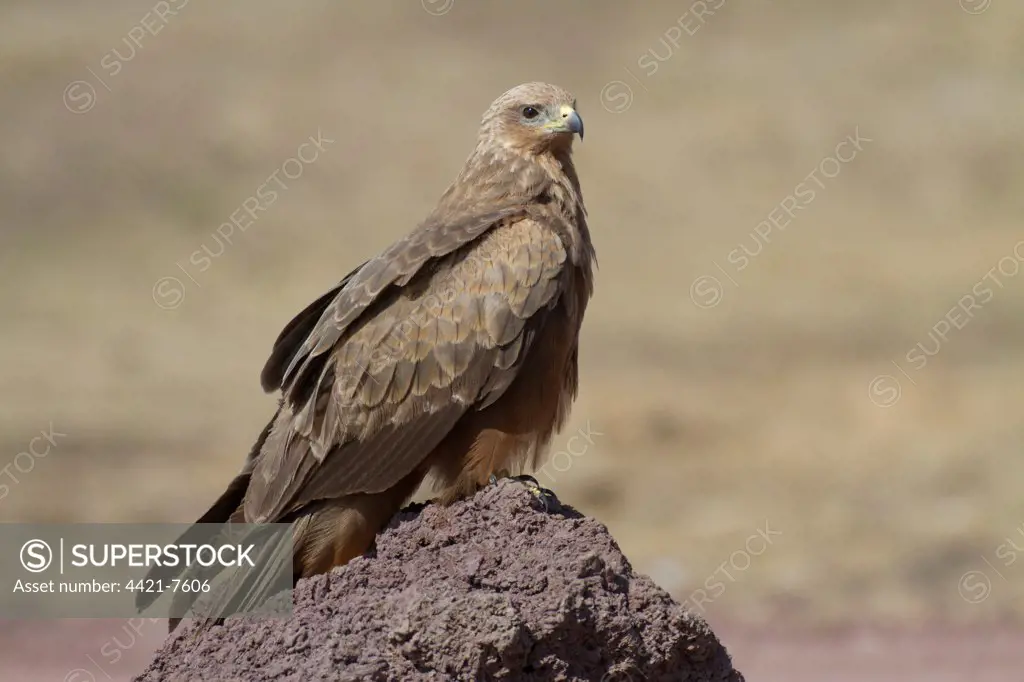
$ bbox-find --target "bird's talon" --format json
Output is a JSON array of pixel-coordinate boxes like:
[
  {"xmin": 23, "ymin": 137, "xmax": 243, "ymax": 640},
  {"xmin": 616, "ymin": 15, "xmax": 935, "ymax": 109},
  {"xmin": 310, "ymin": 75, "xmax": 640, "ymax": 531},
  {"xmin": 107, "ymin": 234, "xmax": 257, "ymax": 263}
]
[
  {"xmin": 508, "ymin": 474, "xmax": 560, "ymax": 512},
  {"xmin": 486, "ymin": 472, "xmax": 560, "ymax": 510},
  {"xmin": 509, "ymin": 474, "xmax": 541, "ymax": 488}
]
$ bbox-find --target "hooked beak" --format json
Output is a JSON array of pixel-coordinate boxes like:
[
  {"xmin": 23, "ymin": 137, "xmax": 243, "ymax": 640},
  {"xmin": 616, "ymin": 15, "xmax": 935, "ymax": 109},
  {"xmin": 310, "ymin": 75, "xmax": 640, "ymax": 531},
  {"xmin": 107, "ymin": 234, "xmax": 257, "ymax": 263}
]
[{"xmin": 546, "ymin": 104, "xmax": 584, "ymax": 140}]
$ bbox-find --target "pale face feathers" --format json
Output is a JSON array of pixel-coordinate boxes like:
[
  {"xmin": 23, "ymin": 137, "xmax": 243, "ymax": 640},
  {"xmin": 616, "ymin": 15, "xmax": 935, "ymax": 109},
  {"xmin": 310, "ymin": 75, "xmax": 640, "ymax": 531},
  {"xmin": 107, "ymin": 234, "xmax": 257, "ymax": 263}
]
[{"xmin": 477, "ymin": 82, "xmax": 583, "ymax": 154}]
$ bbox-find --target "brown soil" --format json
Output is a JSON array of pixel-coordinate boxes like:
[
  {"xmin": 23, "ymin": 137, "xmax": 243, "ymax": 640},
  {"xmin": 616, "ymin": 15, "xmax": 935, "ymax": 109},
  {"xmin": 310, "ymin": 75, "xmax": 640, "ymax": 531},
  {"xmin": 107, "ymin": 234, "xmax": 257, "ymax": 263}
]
[{"xmin": 134, "ymin": 482, "xmax": 742, "ymax": 681}]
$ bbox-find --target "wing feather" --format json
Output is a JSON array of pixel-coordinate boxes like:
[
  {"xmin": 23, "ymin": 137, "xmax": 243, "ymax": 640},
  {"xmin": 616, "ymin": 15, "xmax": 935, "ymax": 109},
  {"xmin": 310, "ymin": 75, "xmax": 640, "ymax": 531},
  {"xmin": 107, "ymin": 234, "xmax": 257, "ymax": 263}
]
[
  {"xmin": 284, "ymin": 204, "xmax": 538, "ymax": 387},
  {"xmin": 243, "ymin": 217, "xmax": 568, "ymax": 523},
  {"xmin": 260, "ymin": 261, "xmax": 367, "ymax": 393}
]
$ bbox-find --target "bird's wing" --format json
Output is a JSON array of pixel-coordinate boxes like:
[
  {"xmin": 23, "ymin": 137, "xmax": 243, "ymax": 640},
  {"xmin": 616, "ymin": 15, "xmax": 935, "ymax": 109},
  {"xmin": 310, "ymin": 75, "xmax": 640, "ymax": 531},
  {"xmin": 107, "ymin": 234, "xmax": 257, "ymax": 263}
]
[
  {"xmin": 260, "ymin": 260, "xmax": 367, "ymax": 393},
  {"xmin": 279, "ymin": 204, "xmax": 530, "ymax": 390},
  {"xmin": 243, "ymin": 214, "xmax": 570, "ymax": 523}
]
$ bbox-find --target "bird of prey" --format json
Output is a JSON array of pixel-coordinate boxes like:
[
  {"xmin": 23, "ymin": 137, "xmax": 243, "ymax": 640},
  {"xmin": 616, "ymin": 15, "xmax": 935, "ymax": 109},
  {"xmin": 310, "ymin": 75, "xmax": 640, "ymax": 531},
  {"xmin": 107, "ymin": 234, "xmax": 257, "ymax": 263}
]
[{"xmin": 148, "ymin": 82, "xmax": 594, "ymax": 629}]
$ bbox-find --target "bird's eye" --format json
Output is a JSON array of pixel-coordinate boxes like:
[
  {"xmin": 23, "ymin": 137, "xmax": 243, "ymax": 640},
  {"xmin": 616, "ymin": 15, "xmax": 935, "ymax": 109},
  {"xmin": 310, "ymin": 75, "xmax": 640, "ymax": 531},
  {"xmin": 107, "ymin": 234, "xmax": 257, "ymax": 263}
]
[{"xmin": 522, "ymin": 106, "xmax": 540, "ymax": 120}]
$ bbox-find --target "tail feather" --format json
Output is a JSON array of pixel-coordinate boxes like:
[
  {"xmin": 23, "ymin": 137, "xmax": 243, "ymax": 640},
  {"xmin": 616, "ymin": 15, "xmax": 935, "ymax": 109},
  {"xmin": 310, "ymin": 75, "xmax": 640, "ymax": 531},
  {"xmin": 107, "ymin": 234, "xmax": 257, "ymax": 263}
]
[
  {"xmin": 134, "ymin": 472, "xmax": 251, "ymax": 618},
  {"xmin": 174, "ymin": 524, "xmax": 294, "ymax": 638},
  {"xmin": 136, "ymin": 416, "xmax": 277, "ymax": 625}
]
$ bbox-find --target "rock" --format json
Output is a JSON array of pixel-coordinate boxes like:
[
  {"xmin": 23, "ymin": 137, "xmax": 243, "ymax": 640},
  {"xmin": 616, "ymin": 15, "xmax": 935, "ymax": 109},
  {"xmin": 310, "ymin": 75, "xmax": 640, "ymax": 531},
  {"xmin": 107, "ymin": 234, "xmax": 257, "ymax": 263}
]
[{"xmin": 136, "ymin": 481, "xmax": 743, "ymax": 681}]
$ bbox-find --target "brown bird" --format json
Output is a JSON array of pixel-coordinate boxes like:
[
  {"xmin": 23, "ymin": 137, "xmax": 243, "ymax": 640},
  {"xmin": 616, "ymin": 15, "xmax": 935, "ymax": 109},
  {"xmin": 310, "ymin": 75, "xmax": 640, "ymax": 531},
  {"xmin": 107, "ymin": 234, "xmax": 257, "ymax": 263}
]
[{"xmin": 147, "ymin": 82, "xmax": 594, "ymax": 629}]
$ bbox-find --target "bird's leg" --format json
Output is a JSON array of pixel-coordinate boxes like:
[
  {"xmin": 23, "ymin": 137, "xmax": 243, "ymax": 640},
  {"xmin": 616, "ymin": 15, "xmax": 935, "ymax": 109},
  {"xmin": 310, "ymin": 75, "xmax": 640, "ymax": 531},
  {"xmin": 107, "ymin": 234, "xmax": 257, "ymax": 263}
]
[{"xmin": 488, "ymin": 470, "xmax": 561, "ymax": 512}]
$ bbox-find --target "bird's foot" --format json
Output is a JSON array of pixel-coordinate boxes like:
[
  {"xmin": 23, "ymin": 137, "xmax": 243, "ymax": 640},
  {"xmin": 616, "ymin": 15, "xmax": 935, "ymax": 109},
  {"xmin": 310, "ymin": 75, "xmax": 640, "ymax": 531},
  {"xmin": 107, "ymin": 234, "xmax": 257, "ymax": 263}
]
[{"xmin": 488, "ymin": 471, "xmax": 561, "ymax": 512}]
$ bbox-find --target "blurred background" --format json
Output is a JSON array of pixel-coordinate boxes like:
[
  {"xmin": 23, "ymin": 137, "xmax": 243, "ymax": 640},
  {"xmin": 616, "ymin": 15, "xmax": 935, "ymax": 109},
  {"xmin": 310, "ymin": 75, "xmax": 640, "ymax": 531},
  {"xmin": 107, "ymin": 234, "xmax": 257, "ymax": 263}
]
[{"xmin": 2, "ymin": 0, "xmax": 1023, "ymax": 679}]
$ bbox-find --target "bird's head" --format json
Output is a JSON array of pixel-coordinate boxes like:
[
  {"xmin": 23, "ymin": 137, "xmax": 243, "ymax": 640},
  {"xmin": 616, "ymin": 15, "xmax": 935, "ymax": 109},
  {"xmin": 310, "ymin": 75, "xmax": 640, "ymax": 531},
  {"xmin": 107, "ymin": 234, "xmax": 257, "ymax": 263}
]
[{"xmin": 479, "ymin": 82, "xmax": 583, "ymax": 155}]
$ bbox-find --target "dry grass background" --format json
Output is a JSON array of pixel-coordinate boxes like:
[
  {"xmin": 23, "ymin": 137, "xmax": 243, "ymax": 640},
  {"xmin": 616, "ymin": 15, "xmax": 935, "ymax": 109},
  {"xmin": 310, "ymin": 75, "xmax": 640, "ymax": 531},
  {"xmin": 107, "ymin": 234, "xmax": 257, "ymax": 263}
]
[{"xmin": 1, "ymin": 0, "xmax": 1023, "ymax": 629}]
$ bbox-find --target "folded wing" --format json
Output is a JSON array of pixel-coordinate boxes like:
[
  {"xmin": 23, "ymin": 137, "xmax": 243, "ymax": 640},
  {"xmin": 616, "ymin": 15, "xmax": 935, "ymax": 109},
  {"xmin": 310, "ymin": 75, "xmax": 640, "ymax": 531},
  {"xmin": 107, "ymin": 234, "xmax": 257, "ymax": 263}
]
[{"xmin": 243, "ymin": 215, "xmax": 569, "ymax": 523}]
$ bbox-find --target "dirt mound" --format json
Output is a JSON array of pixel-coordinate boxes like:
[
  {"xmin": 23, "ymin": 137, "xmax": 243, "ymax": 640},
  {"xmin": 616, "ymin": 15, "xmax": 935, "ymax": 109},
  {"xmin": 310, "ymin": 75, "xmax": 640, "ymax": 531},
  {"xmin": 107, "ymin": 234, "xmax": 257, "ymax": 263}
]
[{"xmin": 136, "ymin": 481, "xmax": 743, "ymax": 681}]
